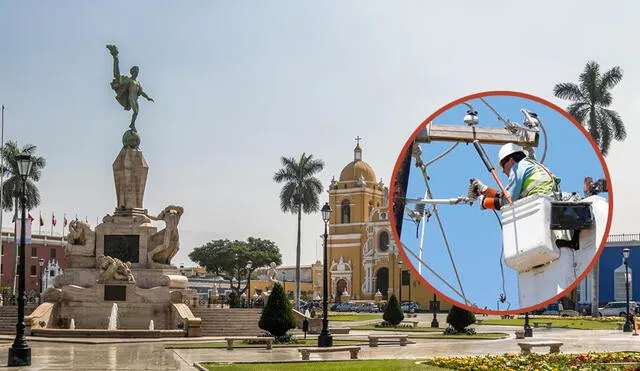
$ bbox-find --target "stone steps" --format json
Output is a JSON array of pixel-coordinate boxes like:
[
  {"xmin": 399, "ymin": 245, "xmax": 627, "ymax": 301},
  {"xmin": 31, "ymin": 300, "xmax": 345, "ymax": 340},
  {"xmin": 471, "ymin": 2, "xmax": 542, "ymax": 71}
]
[
  {"xmin": 191, "ymin": 308, "xmax": 263, "ymax": 336},
  {"xmin": 0, "ymin": 306, "xmax": 36, "ymax": 334}
]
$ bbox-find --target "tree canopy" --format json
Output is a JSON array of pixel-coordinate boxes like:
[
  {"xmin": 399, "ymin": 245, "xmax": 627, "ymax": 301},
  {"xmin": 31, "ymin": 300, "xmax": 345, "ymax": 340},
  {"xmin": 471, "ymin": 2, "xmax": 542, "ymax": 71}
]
[
  {"xmin": 188, "ymin": 237, "xmax": 282, "ymax": 294},
  {"xmin": 0, "ymin": 140, "xmax": 47, "ymax": 214},
  {"xmin": 553, "ymin": 61, "xmax": 625, "ymax": 156}
]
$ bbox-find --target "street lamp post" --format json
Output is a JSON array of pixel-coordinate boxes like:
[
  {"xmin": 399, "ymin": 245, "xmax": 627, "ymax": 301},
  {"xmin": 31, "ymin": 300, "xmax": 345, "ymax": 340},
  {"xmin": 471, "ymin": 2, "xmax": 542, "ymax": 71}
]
[
  {"xmin": 623, "ymin": 248, "xmax": 632, "ymax": 332},
  {"xmin": 524, "ymin": 312, "xmax": 533, "ymax": 337},
  {"xmin": 246, "ymin": 260, "xmax": 252, "ymax": 307},
  {"xmin": 430, "ymin": 293, "xmax": 439, "ymax": 328},
  {"xmin": 318, "ymin": 202, "xmax": 333, "ymax": 347},
  {"xmin": 38, "ymin": 258, "xmax": 44, "ymax": 297},
  {"xmin": 8, "ymin": 154, "xmax": 33, "ymax": 367}
]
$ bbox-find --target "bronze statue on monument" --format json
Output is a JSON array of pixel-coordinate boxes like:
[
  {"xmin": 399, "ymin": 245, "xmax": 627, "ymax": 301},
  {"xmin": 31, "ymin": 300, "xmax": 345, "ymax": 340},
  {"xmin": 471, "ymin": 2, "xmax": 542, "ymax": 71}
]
[{"xmin": 106, "ymin": 44, "xmax": 154, "ymax": 133}]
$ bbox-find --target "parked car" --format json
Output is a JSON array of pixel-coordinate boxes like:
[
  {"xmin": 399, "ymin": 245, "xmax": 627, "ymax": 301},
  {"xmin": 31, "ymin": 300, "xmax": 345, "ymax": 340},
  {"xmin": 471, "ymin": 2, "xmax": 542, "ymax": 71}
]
[
  {"xmin": 333, "ymin": 302, "xmax": 357, "ymax": 312},
  {"xmin": 598, "ymin": 301, "xmax": 638, "ymax": 317},
  {"xmin": 401, "ymin": 301, "xmax": 421, "ymax": 313},
  {"xmin": 355, "ymin": 302, "xmax": 380, "ymax": 313}
]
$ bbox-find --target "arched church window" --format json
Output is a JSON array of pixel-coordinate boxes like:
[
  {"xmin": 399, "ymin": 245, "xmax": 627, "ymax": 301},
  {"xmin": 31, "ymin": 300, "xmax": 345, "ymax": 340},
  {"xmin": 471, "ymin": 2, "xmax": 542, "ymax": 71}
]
[
  {"xmin": 379, "ymin": 231, "xmax": 389, "ymax": 251},
  {"xmin": 341, "ymin": 200, "xmax": 351, "ymax": 224}
]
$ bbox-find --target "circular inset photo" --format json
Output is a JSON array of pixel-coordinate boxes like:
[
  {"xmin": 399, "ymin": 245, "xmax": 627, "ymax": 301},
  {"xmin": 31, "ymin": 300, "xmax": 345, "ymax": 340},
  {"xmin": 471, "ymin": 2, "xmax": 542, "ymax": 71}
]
[{"xmin": 389, "ymin": 91, "xmax": 613, "ymax": 315}]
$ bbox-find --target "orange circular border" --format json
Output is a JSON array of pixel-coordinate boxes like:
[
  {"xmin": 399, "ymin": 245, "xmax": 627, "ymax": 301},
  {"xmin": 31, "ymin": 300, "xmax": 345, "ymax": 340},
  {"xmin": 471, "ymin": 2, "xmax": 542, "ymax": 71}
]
[{"xmin": 388, "ymin": 90, "xmax": 614, "ymax": 316}]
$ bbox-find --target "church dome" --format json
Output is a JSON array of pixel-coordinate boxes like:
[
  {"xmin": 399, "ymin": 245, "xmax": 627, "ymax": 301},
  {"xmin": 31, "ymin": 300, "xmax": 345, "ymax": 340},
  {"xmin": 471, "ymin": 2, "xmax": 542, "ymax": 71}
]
[
  {"xmin": 339, "ymin": 160, "xmax": 377, "ymax": 182},
  {"xmin": 339, "ymin": 141, "xmax": 377, "ymax": 182}
]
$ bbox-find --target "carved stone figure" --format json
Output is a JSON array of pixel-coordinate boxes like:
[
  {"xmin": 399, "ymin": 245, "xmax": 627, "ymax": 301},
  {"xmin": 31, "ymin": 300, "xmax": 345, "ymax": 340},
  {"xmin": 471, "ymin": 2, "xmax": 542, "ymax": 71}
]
[
  {"xmin": 267, "ymin": 262, "xmax": 279, "ymax": 283},
  {"xmin": 147, "ymin": 205, "xmax": 184, "ymax": 265},
  {"xmin": 106, "ymin": 44, "xmax": 154, "ymax": 132},
  {"xmin": 65, "ymin": 220, "xmax": 96, "ymax": 268},
  {"xmin": 97, "ymin": 256, "xmax": 135, "ymax": 283}
]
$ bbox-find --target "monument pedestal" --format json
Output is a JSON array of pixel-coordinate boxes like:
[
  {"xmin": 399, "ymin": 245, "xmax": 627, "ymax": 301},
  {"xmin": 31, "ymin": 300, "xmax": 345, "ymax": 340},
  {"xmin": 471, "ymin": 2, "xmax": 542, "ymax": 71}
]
[{"xmin": 31, "ymin": 132, "xmax": 201, "ymax": 336}]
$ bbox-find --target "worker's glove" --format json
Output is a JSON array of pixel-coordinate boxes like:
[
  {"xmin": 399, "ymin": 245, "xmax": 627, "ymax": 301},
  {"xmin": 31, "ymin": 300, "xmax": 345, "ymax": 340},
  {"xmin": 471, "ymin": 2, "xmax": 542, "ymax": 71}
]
[
  {"xmin": 468, "ymin": 178, "xmax": 488, "ymax": 199},
  {"xmin": 478, "ymin": 195, "xmax": 487, "ymax": 210}
]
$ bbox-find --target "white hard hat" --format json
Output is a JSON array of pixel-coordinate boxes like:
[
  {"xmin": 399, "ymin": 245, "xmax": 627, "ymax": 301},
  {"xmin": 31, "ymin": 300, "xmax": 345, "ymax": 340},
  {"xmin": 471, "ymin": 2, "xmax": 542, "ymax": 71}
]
[{"xmin": 497, "ymin": 143, "xmax": 527, "ymax": 169}]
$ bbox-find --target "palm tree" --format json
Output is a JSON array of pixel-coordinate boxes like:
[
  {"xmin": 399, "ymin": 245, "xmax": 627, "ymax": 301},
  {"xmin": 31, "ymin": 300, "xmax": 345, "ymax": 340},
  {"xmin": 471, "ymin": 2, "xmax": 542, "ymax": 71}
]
[
  {"xmin": 0, "ymin": 140, "xmax": 46, "ymax": 217},
  {"xmin": 273, "ymin": 153, "xmax": 324, "ymax": 310},
  {"xmin": 0, "ymin": 140, "xmax": 46, "ymax": 295},
  {"xmin": 553, "ymin": 61, "xmax": 625, "ymax": 156}
]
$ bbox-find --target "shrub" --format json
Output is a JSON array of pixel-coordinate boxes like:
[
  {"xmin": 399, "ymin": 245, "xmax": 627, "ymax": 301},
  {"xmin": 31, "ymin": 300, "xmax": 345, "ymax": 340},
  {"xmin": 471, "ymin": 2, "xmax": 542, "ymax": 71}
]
[
  {"xmin": 227, "ymin": 291, "xmax": 241, "ymax": 308},
  {"xmin": 383, "ymin": 294, "xmax": 404, "ymax": 326},
  {"xmin": 446, "ymin": 305, "xmax": 476, "ymax": 331},
  {"xmin": 258, "ymin": 282, "xmax": 296, "ymax": 337}
]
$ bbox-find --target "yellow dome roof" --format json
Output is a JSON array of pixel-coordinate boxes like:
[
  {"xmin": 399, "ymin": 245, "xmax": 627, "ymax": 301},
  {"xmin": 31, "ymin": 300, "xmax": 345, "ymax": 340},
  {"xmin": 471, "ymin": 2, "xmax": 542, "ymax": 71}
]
[{"xmin": 339, "ymin": 160, "xmax": 376, "ymax": 182}]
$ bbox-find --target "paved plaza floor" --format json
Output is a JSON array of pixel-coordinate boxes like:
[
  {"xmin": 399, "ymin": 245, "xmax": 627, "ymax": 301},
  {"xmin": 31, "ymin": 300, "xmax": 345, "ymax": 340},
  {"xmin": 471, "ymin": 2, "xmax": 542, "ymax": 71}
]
[{"xmin": 0, "ymin": 319, "xmax": 636, "ymax": 369}]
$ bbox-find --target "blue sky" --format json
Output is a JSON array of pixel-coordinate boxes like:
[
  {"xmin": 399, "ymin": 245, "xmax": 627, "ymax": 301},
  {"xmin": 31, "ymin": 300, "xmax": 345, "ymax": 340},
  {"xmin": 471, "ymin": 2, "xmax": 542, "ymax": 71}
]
[
  {"xmin": 0, "ymin": 1, "xmax": 639, "ymax": 278},
  {"xmin": 399, "ymin": 95, "xmax": 610, "ymax": 311}
]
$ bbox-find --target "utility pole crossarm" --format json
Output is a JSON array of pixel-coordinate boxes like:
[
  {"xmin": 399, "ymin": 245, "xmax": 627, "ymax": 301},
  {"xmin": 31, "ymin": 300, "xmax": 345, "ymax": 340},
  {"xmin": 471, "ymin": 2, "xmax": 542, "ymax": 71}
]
[{"xmin": 416, "ymin": 124, "xmax": 539, "ymax": 147}]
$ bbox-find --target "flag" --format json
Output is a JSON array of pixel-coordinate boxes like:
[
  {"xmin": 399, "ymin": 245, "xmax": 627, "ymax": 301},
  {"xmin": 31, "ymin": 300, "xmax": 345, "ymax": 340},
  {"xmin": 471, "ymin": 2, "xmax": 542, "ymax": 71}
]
[
  {"xmin": 52, "ymin": 212, "xmax": 57, "ymax": 226},
  {"xmin": 39, "ymin": 212, "xmax": 44, "ymax": 227},
  {"xmin": 64, "ymin": 214, "xmax": 68, "ymax": 228},
  {"xmin": 28, "ymin": 213, "xmax": 34, "ymax": 222}
]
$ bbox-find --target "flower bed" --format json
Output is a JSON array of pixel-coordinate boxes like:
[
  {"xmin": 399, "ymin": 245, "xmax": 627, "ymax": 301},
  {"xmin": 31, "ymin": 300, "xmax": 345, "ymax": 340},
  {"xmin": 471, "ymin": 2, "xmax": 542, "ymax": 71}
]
[{"xmin": 420, "ymin": 352, "xmax": 640, "ymax": 370}]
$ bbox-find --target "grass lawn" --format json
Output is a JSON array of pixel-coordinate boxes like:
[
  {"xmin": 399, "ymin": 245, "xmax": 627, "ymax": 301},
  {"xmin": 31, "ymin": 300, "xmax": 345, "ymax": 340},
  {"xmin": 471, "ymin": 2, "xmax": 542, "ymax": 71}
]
[
  {"xmin": 477, "ymin": 318, "xmax": 619, "ymax": 329},
  {"xmin": 202, "ymin": 359, "xmax": 450, "ymax": 370},
  {"xmin": 352, "ymin": 324, "xmax": 442, "ymax": 332},
  {"xmin": 165, "ymin": 339, "xmax": 366, "ymax": 349},
  {"xmin": 408, "ymin": 332, "xmax": 508, "ymax": 340},
  {"xmin": 328, "ymin": 314, "xmax": 381, "ymax": 321}
]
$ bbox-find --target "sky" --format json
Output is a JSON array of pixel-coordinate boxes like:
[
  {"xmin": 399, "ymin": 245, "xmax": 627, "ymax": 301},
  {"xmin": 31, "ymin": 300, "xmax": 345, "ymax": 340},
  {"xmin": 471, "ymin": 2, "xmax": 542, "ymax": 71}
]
[
  {"xmin": 398, "ymin": 94, "xmax": 609, "ymax": 311},
  {"xmin": 0, "ymin": 2, "xmax": 639, "ymax": 279}
]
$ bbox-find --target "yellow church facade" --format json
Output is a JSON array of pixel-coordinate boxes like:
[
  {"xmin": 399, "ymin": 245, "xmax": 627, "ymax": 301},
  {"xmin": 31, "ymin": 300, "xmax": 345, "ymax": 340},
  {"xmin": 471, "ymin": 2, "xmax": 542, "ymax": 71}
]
[{"xmin": 325, "ymin": 140, "xmax": 452, "ymax": 312}]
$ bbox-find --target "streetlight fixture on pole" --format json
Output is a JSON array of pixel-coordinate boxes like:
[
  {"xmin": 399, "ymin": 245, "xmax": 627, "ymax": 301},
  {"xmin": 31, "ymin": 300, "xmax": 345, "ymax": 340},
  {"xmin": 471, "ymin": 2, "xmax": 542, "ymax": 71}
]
[
  {"xmin": 8, "ymin": 153, "xmax": 33, "ymax": 367},
  {"xmin": 524, "ymin": 312, "xmax": 533, "ymax": 337},
  {"xmin": 318, "ymin": 202, "xmax": 333, "ymax": 347},
  {"xmin": 623, "ymin": 248, "xmax": 632, "ymax": 333}
]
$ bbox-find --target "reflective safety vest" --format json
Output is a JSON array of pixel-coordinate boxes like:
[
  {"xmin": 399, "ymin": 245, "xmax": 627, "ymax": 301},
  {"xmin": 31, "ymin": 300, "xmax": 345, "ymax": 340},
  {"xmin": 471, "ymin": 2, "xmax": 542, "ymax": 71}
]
[{"xmin": 519, "ymin": 158, "xmax": 561, "ymax": 198}]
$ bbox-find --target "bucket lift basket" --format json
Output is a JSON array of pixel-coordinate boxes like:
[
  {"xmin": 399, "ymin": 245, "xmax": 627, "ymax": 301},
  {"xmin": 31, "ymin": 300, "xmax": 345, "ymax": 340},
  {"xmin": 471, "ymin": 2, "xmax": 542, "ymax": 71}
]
[{"xmin": 550, "ymin": 202, "xmax": 594, "ymax": 231}]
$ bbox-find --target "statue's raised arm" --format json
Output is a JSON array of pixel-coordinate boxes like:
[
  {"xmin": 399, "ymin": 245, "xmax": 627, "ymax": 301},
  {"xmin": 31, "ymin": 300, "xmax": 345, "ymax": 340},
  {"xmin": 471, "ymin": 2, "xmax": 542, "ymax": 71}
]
[{"xmin": 106, "ymin": 44, "xmax": 153, "ymax": 133}]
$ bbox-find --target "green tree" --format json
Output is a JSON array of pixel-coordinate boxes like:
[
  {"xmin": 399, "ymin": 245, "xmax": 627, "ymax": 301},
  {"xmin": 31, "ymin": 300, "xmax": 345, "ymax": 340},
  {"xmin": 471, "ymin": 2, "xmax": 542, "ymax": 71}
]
[
  {"xmin": 0, "ymin": 141, "xmax": 46, "ymax": 218},
  {"xmin": 553, "ymin": 61, "xmax": 625, "ymax": 156},
  {"xmin": 383, "ymin": 294, "xmax": 404, "ymax": 326},
  {"xmin": 189, "ymin": 237, "xmax": 282, "ymax": 295},
  {"xmin": 446, "ymin": 305, "xmax": 476, "ymax": 332},
  {"xmin": 258, "ymin": 282, "xmax": 296, "ymax": 337},
  {"xmin": 273, "ymin": 153, "xmax": 324, "ymax": 310}
]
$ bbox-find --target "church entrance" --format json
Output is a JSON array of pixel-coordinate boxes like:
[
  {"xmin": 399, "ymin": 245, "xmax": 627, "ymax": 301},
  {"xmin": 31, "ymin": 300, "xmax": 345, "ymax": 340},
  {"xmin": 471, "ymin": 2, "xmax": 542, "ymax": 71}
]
[
  {"xmin": 375, "ymin": 268, "xmax": 389, "ymax": 300},
  {"xmin": 336, "ymin": 279, "xmax": 347, "ymax": 302}
]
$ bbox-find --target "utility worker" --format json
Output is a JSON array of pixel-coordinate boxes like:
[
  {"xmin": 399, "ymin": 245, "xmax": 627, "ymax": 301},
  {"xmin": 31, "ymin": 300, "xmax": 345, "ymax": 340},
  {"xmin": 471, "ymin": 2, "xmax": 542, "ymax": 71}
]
[{"xmin": 468, "ymin": 143, "xmax": 561, "ymax": 210}]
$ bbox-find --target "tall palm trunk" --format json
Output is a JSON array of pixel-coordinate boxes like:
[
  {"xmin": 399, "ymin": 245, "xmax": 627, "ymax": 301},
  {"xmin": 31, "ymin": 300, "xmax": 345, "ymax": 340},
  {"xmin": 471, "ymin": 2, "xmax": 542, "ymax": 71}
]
[
  {"xmin": 591, "ymin": 261, "xmax": 599, "ymax": 317},
  {"xmin": 295, "ymin": 203, "xmax": 302, "ymax": 310}
]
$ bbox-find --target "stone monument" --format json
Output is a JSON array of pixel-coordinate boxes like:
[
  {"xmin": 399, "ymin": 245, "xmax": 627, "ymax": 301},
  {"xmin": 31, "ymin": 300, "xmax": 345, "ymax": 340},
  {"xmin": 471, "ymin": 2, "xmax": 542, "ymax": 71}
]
[{"xmin": 26, "ymin": 45, "xmax": 201, "ymax": 337}]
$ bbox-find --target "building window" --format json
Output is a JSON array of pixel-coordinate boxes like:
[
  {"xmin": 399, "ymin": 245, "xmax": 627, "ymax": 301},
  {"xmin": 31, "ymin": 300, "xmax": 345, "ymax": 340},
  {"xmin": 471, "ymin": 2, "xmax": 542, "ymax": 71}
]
[
  {"xmin": 50, "ymin": 248, "xmax": 56, "ymax": 259},
  {"xmin": 30, "ymin": 265, "xmax": 36, "ymax": 276},
  {"xmin": 378, "ymin": 231, "xmax": 389, "ymax": 252},
  {"xmin": 31, "ymin": 247, "xmax": 37, "ymax": 257},
  {"xmin": 50, "ymin": 271, "xmax": 55, "ymax": 277},
  {"xmin": 341, "ymin": 200, "xmax": 351, "ymax": 224}
]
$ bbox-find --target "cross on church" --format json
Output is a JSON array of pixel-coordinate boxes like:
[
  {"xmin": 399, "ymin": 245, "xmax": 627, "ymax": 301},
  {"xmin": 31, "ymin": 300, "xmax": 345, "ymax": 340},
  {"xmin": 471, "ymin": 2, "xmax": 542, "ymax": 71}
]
[{"xmin": 354, "ymin": 136, "xmax": 362, "ymax": 145}]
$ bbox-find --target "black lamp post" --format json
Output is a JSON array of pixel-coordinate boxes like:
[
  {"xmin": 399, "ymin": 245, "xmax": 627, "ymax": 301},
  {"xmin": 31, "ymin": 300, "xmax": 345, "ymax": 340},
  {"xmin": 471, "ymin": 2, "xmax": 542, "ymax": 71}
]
[
  {"xmin": 38, "ymin": 258, "xmax": 44, "ymax": 296},
  {"xmin": 8, "ymin": 153, "xmax": 33, "ymax": 367},
  {"xmin": 430, "ymin": 293, "xmax": 439, "ymax": 328},
  {"xmin": 623, "ymin": 248, "xmax": 633, "ymax": 332},
  {"xmin": 318, "ymin": 202, "xmax": 333, "ymax": 347},
  {"xmin": 524, "ymin": 312, "xmax": 532, "ymax": 337}
]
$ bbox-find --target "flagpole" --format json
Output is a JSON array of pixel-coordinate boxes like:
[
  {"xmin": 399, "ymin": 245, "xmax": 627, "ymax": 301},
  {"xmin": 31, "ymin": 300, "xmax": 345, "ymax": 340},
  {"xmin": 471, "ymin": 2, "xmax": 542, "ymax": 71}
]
[{"xmin": 0, "ymin": 105, "xmax": 4, "ymax": 286}]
